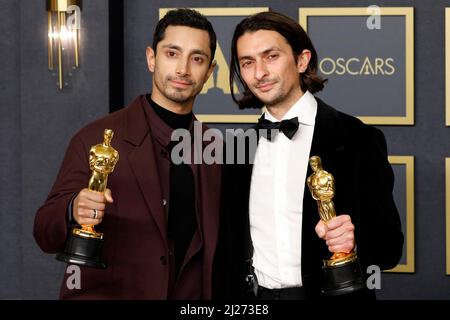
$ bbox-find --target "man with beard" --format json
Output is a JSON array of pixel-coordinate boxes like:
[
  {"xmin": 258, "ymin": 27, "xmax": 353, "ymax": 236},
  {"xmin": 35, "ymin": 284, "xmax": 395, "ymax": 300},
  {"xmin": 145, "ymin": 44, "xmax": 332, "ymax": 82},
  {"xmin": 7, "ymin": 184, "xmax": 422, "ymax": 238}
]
[
  {"xmin": 34, "ymin": 9, "xmax": 222, "ymax": 299},
  {"xmin": 223, "ymin": 11, "xmax": 404, "ymax": 300}
]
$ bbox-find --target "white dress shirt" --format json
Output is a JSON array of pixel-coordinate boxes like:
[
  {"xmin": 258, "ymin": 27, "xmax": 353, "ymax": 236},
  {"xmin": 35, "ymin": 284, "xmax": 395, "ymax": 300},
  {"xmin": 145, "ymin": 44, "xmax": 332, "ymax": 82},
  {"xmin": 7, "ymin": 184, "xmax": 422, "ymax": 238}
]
[{"xmin": 249, "ymin": 90, "xmax": 317, "ymax": 289}]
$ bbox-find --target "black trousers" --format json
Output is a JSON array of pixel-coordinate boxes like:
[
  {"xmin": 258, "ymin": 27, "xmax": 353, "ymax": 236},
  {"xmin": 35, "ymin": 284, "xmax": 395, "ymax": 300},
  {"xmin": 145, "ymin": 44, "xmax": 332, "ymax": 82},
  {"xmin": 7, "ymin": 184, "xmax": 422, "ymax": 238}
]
[{"xmin": 257, "ymin": 286, "xmax": 306, "ymax": 300}]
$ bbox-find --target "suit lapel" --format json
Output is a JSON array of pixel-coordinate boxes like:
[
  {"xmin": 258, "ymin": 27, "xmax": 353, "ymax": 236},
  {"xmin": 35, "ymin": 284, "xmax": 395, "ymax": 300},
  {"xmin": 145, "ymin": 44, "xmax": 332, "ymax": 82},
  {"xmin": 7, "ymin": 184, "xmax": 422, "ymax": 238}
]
[
  {"xmin": 301, "ymin": 98, "xmax": 348, "ymax": 276},
  {"xmin": 308, "ymin": 98, "xmax": 346, "ymax": 168},
  {"xmin": 124, "ymin": 97, "xmax": 167, "ymax": 241}
]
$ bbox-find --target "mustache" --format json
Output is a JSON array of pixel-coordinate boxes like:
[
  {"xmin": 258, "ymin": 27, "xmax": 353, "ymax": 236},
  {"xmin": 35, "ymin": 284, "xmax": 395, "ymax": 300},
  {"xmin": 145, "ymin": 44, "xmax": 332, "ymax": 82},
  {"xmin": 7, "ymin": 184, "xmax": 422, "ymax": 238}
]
[
  {"xmin": 254, "ymin": 79, "xmax": 277, "ymax": 87},
  {"xmin": 167, "ymin": 75, "xmax": 195, "ymax": 85}
]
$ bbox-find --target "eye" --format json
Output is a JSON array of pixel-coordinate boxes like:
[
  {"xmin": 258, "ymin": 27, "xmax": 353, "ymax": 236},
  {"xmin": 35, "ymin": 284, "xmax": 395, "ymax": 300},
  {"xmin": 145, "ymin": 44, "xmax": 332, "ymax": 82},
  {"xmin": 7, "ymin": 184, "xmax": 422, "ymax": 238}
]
[
  {"xmin": 241, "ymin": 60, "xmax": 253, "ymax": 68},
  {"xmin": 193, "ymin": 56, "xmax": 204, "ymax": 63},
  {"xmin": 167, "ymin": 50, "xmax": 177, "ymax": 57},
  {"xmin": 267, "ymin": 54, "xmax": 279, "ymax": 60}
]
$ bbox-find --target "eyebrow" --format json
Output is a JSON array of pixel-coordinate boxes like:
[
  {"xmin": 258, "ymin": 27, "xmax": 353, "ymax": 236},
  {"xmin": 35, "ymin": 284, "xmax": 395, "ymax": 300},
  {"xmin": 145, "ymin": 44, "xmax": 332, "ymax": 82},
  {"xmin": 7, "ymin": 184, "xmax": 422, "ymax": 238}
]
[
  {"xmin": 191, "ymin": 49, "xmax": 210, "ymax": 58},
  {"xmin": 238, "ymin": 47, "xmax": 282, "ymax": 61},
  {"xmin": 161, "ymin": 44, "xmax": 182, "ymax": 51},
  {"xmin": 161, "ymin": 44, "xmax": 210, "ymax": 58}
]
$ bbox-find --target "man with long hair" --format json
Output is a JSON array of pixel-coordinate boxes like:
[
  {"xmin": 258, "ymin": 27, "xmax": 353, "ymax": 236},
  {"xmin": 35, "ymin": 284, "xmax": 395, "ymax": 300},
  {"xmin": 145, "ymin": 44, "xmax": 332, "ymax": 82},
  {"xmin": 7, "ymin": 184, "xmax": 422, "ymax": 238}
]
[{"xmin": 224, "ymin": 11, "xmax": 403, "ymax": 300}]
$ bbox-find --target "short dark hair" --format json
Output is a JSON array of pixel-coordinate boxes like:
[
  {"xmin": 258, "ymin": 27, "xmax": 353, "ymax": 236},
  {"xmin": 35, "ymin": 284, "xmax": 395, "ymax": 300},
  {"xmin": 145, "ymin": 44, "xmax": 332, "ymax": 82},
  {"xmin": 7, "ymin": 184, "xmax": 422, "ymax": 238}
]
[
  {"xmin": 152, "ymin": 8, "xmax": 217, "ymax": 65},
  {"xmin": 230, "ymin": 11, "xmax": 327, "ymax": 109}
]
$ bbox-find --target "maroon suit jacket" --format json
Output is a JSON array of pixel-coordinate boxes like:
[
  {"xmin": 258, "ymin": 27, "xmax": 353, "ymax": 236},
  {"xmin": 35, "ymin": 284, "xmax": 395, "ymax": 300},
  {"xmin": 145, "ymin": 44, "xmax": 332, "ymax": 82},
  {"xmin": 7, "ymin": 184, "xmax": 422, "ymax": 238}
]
[{"xmin": 34, "ymin": 95, "xmax": 222, "ymax": 299}]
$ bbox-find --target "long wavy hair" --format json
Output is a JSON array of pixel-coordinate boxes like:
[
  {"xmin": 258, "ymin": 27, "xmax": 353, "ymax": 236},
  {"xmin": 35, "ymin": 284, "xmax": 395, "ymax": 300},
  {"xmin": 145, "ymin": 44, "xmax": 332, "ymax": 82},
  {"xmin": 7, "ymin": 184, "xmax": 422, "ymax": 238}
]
[{"xmin": 230, "ymin": 11, "xmax": 327, "ymax": 109}]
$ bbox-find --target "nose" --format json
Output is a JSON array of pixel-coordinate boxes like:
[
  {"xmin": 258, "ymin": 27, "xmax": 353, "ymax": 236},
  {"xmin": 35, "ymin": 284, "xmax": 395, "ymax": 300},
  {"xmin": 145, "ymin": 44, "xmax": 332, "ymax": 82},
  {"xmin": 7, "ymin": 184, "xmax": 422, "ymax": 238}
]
[
  {"xmin": 176, "ymin": 56, "xmax": 190, "ymax": 77},
  {"xmin": 254, "ymin": 60, "xmax": 269, "ymax": 81}
]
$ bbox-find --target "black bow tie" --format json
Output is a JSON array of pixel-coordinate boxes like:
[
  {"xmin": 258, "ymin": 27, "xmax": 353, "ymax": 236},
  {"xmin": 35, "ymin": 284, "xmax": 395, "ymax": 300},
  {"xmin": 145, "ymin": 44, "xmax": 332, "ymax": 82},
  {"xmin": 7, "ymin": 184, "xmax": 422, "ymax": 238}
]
[{"xmin": 257, "ymin": 117, "xmax": 299, "ymax": 141}]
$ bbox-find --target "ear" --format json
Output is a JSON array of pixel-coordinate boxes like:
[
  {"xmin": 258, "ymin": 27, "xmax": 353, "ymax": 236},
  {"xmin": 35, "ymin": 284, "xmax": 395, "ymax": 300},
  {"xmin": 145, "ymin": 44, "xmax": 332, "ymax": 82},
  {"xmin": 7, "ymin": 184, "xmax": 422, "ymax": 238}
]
[
  {"xmin": 297, "ymin": 49, "xmax": 312, "ymax": 73},
  {"xmin": 205, "ymin": 59, "xmax": 217, "ymax": 81},
  {"xmin": 146, "ymin": 47, "xmax": 156, "ymax": 73}
]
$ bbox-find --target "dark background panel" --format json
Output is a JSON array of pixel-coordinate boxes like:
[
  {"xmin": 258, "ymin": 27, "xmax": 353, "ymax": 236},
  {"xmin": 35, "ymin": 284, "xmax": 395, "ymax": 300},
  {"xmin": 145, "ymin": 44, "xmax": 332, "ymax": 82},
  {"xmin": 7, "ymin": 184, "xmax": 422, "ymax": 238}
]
[
  {"xmin": 1, "ymin": 0, "xmax": 450, "ymax": 299},
  {"xmin": 0, "ymin": 0, "xmax": 22, "ymax": 300},
  {"xmin": 0, "ymin": 0, "xmax": 110, "ymax": 299}
]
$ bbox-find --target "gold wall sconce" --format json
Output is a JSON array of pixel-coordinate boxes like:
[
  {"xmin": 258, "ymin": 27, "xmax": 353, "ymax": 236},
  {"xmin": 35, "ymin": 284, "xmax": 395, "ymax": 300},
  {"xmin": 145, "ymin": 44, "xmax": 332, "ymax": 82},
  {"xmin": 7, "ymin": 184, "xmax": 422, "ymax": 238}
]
[{"xmin": 47, "ymin": 0, "xmax": 82, "ymax": 90}]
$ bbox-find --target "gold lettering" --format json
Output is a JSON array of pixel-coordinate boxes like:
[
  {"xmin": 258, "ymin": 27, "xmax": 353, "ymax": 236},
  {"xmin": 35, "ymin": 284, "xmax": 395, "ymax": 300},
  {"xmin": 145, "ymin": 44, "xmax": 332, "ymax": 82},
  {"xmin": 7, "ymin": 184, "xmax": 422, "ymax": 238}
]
[
  {"xmin": 335, "ymin": 57, "xmax": 346, "ymax": 75},
  {"xmin": 360, "ymin": 57, "xmax": 375, "ymax": 75},
  {"xmin": 384, "ymin": 58, "xmax": 395, "ymax": 75},
  {"xmin": 318, "ymin": 57, "xmax": 395, "ymax": 76},
  {"xmin": 346, "ymin": 58, "xmax": 359, "ymax": 75},
  {"xmin": 319, "ymin": 57, "xmax": 335, "ymax": 75},
  {"xmin": 375, "ymin": 58, "xmax": 385, "ymax": 75}
]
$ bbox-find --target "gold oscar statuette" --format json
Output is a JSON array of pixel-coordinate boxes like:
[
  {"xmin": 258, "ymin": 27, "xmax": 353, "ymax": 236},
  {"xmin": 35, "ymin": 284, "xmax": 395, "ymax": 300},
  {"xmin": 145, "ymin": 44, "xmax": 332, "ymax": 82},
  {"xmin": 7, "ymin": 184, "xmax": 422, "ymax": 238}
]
[
  {"xmin": 307, "ymin": 155, "xmax": 365, "ymax": 296},
  {"xmin": 56, "ymin": 129, "xmax": 119, "ymax": 269}
]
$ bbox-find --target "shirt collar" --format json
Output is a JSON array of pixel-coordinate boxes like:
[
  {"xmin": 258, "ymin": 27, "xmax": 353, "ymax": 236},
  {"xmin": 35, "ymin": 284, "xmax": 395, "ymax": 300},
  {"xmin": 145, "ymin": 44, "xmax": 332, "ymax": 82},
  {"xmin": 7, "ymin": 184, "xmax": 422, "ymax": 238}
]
[{"xmin": 264, "ymin": 90, "xmax": 317, "ymax": 126}]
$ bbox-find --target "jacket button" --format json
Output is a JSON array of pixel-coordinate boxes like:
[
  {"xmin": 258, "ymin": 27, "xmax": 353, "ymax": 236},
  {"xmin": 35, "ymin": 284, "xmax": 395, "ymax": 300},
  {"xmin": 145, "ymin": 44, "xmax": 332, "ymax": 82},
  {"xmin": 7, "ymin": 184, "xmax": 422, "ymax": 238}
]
[{"xmin": 160, "ymin": 255, "xmax": 167, "ymax": 265}]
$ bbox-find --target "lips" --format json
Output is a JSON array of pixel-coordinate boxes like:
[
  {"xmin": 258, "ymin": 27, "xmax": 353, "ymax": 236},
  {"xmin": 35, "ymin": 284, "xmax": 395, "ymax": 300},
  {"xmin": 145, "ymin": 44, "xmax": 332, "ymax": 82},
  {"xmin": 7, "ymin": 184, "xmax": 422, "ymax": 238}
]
[
  {"xmin": 256, "ymin": 81, "xmax": 276, "ymax": 92},
  {"xmin": 170, "ymin": 79, "xmax": 192, "ymax": 88}
]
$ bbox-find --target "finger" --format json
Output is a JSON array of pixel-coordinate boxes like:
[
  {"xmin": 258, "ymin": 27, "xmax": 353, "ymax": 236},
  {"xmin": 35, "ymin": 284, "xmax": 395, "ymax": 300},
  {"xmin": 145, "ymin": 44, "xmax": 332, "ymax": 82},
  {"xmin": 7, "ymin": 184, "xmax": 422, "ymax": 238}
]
[
  {"xmin": 93, "ymin": 210, "xmax": 105, "ymax": 220},
  {"xmin": 326, "ymin": 233, "xmax": 354, "ymax": 247},
  {"xmin": 78, "ymin": 208, "xmax": 103, "ymax": 223},
  {"xmin": 104, "ymin": 189, "xmax": 114, "ymax": 203},
  {"xmin": 78, "ymin": 218, "xmax": 102, "ymax": 226},
  {"xmin": 77, "ymin": 198, "xmax": 106, "ymax": 211},
  {"xmin": 326, "ymin": 214, "xmax": 351, "ymax": 230},
  {"xmin": 79, "ymin": 208, "xmax": 104, "ymax": 220},
  {"xmin": 324, "ymin": 224, "xmax": 354, "ymax": 241},
  {"xmin": 79, "ymin": 189, "xmax": 107, "ymax": 203},
  {"xmin": 315, "ymin": 220, "xmax": 328, "ymax": 238},
  {"xmin": 329, "ymin": 242, "xmax": 354, "ymax": 254}
]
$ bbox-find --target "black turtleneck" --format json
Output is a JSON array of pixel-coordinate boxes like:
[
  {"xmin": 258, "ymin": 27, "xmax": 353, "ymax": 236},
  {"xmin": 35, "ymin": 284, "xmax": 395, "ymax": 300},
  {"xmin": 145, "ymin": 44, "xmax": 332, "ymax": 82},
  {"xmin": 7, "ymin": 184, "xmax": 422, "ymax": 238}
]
[
  {"xmin": 147, "ymin": 94, "xmax": 193, "ymax": 130},
  {"xmin": 147, "ymin": 95, "xmax": 197, "ymax": 279}
]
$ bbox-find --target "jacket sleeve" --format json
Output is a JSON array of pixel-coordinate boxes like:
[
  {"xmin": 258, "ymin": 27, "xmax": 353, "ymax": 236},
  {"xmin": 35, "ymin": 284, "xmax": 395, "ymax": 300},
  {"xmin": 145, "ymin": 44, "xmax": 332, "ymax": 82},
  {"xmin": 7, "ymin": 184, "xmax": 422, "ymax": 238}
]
[
  {"xmin": 33, "ymin": 134, "xmax": 90, "ymax": 253},
  {"xmin": 356, "ymin": 126, "xmax": 404, "ymax": 270}
]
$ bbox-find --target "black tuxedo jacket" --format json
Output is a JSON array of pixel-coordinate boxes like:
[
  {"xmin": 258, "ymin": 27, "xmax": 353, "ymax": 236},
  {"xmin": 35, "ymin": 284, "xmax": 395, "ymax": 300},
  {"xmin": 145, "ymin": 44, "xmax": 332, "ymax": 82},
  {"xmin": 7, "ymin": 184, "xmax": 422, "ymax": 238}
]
[{"xmin": 221, "ymin": 98, "xmax": 404, "ymax": 299}]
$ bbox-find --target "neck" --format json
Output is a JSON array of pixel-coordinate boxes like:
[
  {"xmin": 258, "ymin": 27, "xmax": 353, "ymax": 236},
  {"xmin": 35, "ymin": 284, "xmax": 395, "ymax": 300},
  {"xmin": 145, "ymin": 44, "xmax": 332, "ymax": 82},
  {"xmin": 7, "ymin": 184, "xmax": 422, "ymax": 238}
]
[
  {"xmin": 150, "ymin": 88, "xmax": 194, "ymax": 115},
  {"xmin": 266, "ymin": 88, "xmax": 305, "ymax": 120}
]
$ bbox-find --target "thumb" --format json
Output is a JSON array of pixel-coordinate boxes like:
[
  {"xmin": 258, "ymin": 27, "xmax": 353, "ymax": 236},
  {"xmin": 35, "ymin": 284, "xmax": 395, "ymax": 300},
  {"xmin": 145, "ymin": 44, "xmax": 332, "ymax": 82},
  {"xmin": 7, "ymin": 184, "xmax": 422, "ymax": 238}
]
[
  {"xmin": 104, "ymin": 188, "xmax": 114, "ymax": 203},
  {"xmin": 315, "ymin": 220, "xmax": 328, "ymax": 239}
]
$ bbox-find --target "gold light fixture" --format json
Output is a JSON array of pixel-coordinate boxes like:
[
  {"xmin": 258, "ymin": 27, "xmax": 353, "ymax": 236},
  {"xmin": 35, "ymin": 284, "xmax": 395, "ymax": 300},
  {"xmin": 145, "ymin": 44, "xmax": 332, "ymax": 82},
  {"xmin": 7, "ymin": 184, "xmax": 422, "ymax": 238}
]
[{"xmin": 47, "ymin": 0, "xmax": 82, "ymax": 90}]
